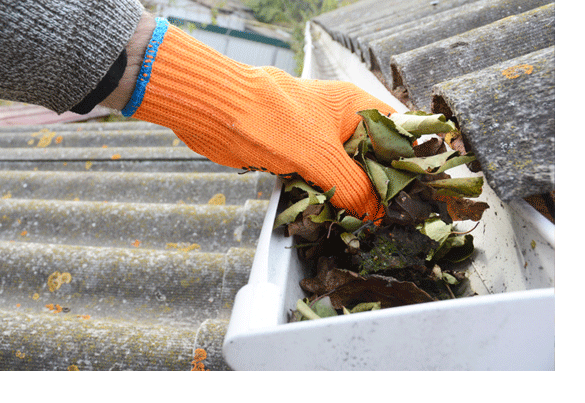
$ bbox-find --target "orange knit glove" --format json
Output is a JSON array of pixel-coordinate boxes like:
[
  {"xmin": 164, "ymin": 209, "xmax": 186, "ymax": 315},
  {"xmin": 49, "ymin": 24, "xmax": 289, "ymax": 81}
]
[{"xmin": 122, "ymin": 18, "xmax": 395, "ymax": 220}]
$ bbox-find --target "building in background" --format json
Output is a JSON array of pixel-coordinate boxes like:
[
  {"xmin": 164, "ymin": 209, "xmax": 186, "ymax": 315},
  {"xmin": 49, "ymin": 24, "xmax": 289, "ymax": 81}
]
[{"xmin": 144, "ymin": 0, "xmax": 296, "ymax": 75}]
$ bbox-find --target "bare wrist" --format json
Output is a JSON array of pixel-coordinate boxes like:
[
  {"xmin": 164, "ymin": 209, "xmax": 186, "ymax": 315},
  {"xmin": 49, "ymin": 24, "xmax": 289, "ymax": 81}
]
[{"xmin": 100, "ymin": 11, "xmax": 156, "ymax": 111}]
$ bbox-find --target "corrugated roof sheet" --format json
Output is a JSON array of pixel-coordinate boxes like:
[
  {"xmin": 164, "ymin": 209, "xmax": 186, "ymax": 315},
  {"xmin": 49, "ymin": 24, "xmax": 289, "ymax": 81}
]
[
  {"xmin": 314, "ymin": 0, "xmax": 555, "ymax": 203},
  {"xmin": 0, "ymin": 119, "xmax": 272, "ymax": 370}
]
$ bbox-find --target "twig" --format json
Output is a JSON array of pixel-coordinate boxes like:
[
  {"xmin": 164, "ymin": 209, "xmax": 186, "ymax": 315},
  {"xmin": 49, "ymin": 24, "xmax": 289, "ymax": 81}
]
[
  {"xmin": 327, "ymin": 221, "xmax": 335, "ymax": 238},
  {"xmin": 445, "ymin": 282, "xmax": 456, "ymax": 299},
  {"xmin": 352, "ymin": 220, "xmax": 376, "ymax": 236},
  {"xmin": 286, "ymin": 242, "xmax": 319, "ymax": 249},
  {"xmin": 450, "ymin": 221, "xmax": 480, "ymax": 235}
]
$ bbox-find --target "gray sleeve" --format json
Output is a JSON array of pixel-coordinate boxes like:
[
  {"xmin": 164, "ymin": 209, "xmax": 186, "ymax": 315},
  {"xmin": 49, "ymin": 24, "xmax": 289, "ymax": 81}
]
[{"xmin": 0, "ymin": 0, "xmax": 144, "ymax": 113}]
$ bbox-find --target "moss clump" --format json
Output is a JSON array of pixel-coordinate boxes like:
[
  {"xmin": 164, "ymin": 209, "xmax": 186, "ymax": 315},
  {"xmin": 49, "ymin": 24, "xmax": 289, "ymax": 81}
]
[{"xmin": 357, "ymin": 225, "xmax": 438, "ymax": 275}]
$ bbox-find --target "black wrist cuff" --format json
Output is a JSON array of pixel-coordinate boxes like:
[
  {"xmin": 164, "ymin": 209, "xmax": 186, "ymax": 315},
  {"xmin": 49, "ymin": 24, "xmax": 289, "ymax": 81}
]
[{"xmin": 70, "ymin": 49, "xmax": 127, "ymax": 114}]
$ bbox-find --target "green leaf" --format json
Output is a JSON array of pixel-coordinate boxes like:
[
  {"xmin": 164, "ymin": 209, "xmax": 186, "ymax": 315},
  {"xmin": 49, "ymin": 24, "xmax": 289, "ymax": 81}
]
[
  {"xmin": 365, "ymin": 158, "xmax": 390, "ymax": 201},
  {"xmin": 435, "ymin": 153, "xmax": 476, "ymax": 174},
  {"xmin": 442, "ymin": 272, "xmax": 459, "ymax": 285},
  {"xmin": 355, "ymin": 137, "xmax": 372, "ymax": 166},
  {"xmin": 391, "ymin": 150, "xmax": 475, "ymax": 176},
  {"xmin": 350, "ymin": 301, "xmax": 381, "ymax": 313},
  {"xmin": 284, "ymin": 180, "xmax": 335, "ymax": 200},
  {"xmin": 427, "ymin": 177, "xmax": 484, "ymax": 198},
  {"xmin": 419, "ymin": 217, "xmax": 452, "ymax": 244},
  {"xmin": 323, "ymin": 186, "xmax": 336, "ymax": 201},
  {"xmin": 391, "ymin": 150, "xmax": 458, "ymax": 174},
  {"xmin": 296, "ymin": 299, "xmax": 321, "ymax": 320},
  {"xmin": 389, "ymin": 112, "xmax": 457, "ymax": 136},
  {"xmin": 418, "ymin": 217, "xmax": 453, "ymax": 260},
  {"xmin": 284, "ymin": 179, "xmax": 319, "ymax": 194},
  {"xmin": 339, "ymin": 216, "xmax": 363, "ymax": 232},
  {"xmin": 274, "ymin": 197, "xmax": 310, "ymax": 229},
  {"xmin": 310, "ymin": 297, "xmax": 338, "ymax": 318},
  {"xmin": 364, "ymin": 158, "xmax": 419, "ymax": 204},
  {"xmin": 358, "ymin": 109, "xmax": 414, "ymax": 164},
  {"xmin": 308, "ymin": 192, "xmax": 327, "ymax": 205},
  {"xmin": 309, "ymin": 202, "xmax": 334, "ymax": 223},
  {"xmin": 340, "ymin": 232, "xmax": 360, "ymax": 251},
  {"xmin": 383, "ymin": 165, "xmax": 420, "ymax": 203},
  {"xmin": 344, "ymin": 121, "xmax": 368, "ymax": 155},
  {"xmin": 439, "ymin": 234, "xmax": 475, "ymax": 263}
]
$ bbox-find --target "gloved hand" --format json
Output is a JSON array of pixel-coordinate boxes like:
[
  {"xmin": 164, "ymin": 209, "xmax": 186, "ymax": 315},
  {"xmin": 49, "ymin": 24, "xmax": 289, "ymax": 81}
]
[{"xmin": 122, "ymin": 18, "xmax": 395, "ymax": 220}]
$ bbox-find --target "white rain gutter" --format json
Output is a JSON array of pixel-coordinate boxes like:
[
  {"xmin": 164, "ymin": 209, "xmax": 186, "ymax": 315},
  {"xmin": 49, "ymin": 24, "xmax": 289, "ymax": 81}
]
[{"xmin": 223, "ymin": 21, "xmax": 554, "ymax": 370}]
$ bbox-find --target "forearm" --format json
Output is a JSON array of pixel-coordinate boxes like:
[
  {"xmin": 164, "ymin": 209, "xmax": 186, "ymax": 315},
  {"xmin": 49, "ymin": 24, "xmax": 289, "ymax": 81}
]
[{"xmin": 0, "ymin": 0, "xmax": 143, "ymax": 113}]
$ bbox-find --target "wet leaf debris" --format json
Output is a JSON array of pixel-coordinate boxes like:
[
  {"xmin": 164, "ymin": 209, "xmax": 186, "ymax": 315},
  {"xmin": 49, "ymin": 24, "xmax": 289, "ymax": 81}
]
[{"xmin": 274, "ymin": 110, "xmax": 489, "ymax": 321}]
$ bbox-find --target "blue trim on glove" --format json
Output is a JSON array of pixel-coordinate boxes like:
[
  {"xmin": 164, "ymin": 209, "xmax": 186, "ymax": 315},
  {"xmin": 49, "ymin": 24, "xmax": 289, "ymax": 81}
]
[{"xmin": 121, "ymin": 18, "xmax": 170, "ymax": 117}]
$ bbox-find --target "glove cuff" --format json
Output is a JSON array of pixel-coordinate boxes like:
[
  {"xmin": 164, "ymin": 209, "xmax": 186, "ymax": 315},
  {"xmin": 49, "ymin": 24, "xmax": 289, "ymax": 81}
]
[{"xmin": 121, "ymin": 17, "xmax": 170, "ymax": 117}]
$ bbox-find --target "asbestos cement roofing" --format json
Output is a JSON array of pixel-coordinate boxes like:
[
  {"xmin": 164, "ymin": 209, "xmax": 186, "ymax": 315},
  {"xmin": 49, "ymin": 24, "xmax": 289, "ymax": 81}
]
[
  {"xmin": 0, "ymin": 118, "xmax": 273, "ymax": 370},
  {"xmin": 314, "ymin": 0, "xmax": 555, "ymax": 203}
]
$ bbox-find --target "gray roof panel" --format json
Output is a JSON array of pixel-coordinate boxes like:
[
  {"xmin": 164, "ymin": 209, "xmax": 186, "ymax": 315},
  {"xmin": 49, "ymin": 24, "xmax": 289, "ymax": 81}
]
[
  {"xmin": 367, "ymin": 0, "xmax": 553, "ymax": 71},
  {"xmin": 390, "ymin": 3, "xmax": 554, "ymax": 111},
  {"xmin": 345, "ymin": 0, "xmax": 479, "ymax": 57},
  {"xmin": 0, "ymin": 120, "xmax": 272, "ymax": 370},
  {"xmin": 317, "ymin": 0, "xmax": 479, "ymax": 52},
  {"xmin": 314, "ymin": 0, "xmax": 555, "ymax": 201},
  {"xmin": 432, "ymin": 46, "xmax": 555, "ymax": 201}
]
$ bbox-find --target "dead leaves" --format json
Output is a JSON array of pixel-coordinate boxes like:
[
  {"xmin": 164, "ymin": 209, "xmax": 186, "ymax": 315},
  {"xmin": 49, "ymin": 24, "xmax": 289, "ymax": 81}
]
[
  {"xmin": 300, "ymin": 257, "xmax": 359, "ymax": 295},
  {"xmin": 293, "ymin": 257, "xmax": 435, "ymax": 321},
  {"xmin": 433, "ymin": 194, "xmax": 489, "ymax": 222},
  {"xmin": 330, "ymin": 275, "xmax": 435, "ymax": 309},
  {"xmin": 276, "ymin": 110, "xmax": 488, "ymax": 321},
  {"xmin": 285, "ymin": 204, "xmax": 328, "ymax": 242},
  {"xmin": 358, "ymin": 110, "xmax": 414, "ymax": 163}
]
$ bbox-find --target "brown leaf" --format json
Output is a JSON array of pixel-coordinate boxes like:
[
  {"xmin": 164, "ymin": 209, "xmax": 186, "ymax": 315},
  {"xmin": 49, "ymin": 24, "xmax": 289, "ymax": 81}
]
[
  {"xmin": 393, "ymin": 190, "xmax": 433, "ymax": 224},
  {"xmin": 413, "ymin": 137, "xmax": 447, "ymax": 157},
  {"xmin": 327, "ymin": 275, "xmax": 435, "ymax": 309},
  {"xmin": 419, "ymin": 172, "xmax": 451, "ymax": 182},
  {"xmin": 437, "ymin": 131, "xmax": 482, "ymax": 172},
  {"xmin": 433, "ymin": 194, "xmax": 489, "ymax": 221},
  {"xmin": 439, "ymin": 132, "xmax": 467, "ymax": 154},
  {"xmin": 286, "ymin": 204, "xmax": 325, "ymax": 242},
  {"xmin": 300, "ymin": 256, "xmax": 359, "ymax": 295},
  {"xmin": 384, "ymin": 181, "xmax": 452, "ymax": 225}
]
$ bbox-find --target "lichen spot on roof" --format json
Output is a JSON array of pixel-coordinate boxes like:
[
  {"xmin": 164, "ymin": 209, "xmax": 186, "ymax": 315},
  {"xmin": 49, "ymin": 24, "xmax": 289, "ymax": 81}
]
[{"xmin": 502, "ymin": 64, "xmax": 534, "ymax": 79}]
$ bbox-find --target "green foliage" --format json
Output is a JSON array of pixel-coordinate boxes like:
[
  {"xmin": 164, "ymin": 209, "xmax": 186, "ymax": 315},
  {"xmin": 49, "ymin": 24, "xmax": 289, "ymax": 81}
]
[
  {"xmin": 244, "ymin": 0, "xmax": 357, "ymax": 75},
  {"xmin": 210, "ymin": 1, "xmax": 227, "ymax": 25},
  {"xmin": 245, "ymin": 0, "xmax": 338, "ymax": 26}
]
